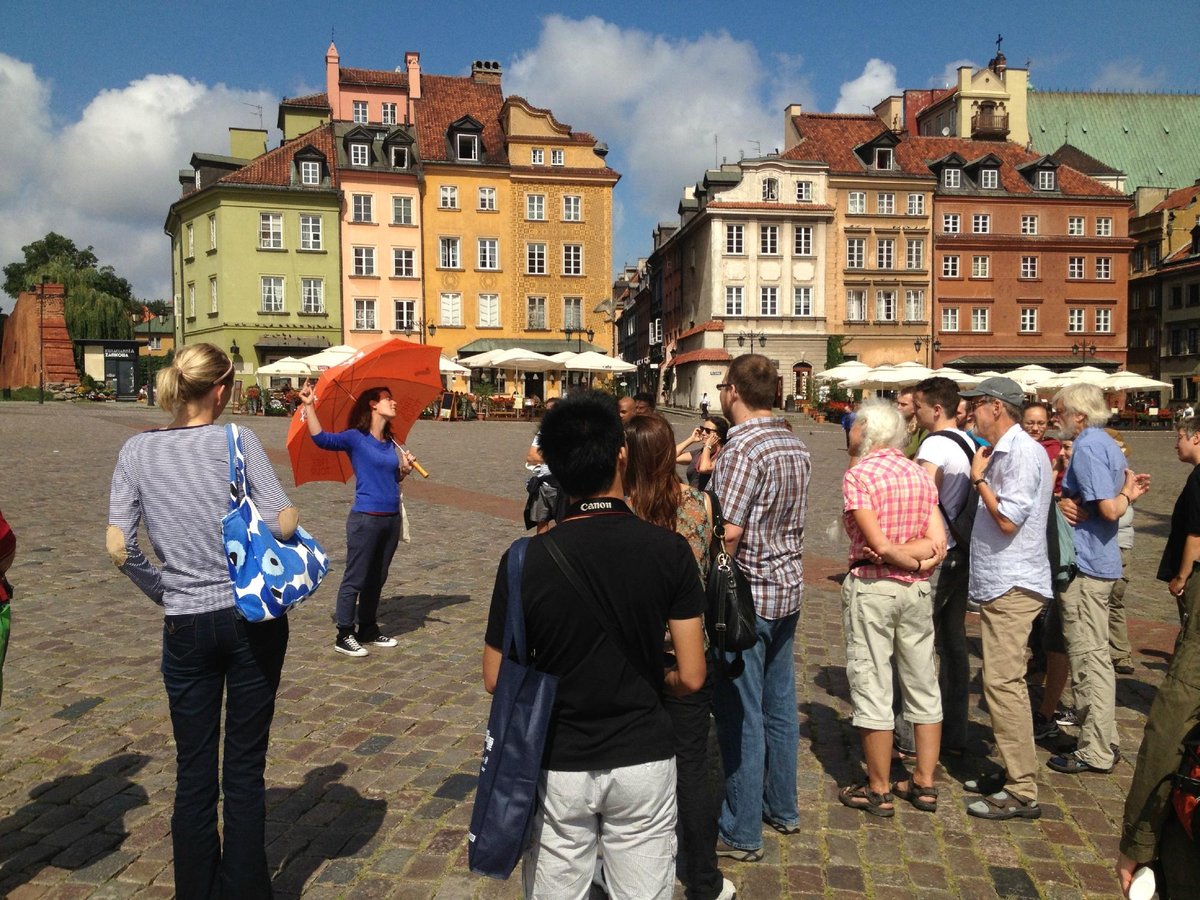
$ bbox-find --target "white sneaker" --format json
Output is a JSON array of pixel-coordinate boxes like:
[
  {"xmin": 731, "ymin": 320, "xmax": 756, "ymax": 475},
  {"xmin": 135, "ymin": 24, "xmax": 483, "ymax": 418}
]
[
  {"xmin": 362, "ymin": 634, "xmax": 398, "ymax": 648},
  {"xmin": 716, "ymin": 877, "xmax": 737, "ymax": 900}
]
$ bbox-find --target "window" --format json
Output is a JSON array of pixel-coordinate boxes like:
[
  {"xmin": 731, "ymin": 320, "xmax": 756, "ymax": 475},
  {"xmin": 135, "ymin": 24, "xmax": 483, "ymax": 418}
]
[
  {"xmin": 392, "ymin": 196, "xmax": 413, "ymax": 225},
  {"xmin": 350, "ymin": 143, "xmax": 369, "ymax": 166},
  {"xmin": 478, "ymin": 294, "xmax": 500, "ymax": 327},
  {"xmin": 848, "ymin": 191, "xmax": 866, "ymax": 214},
  {"xmin": 846, "ymin": 290, "xmax": 866, "ymax": 322},
  {"xmin": 563, "ymin": 195, "xmax": 581, "ymax": 221},
  {"xmin": 300, "ymin": 160, "xmax": 321, "ymax": 185},
  {"xmin": 148, "ymin": 336, "xmax": 162, "ymax": 351},
  {"xmin": 1170, "ymin": 286, "xmax": 1182, "ymax": 309},
  {"xmin": 187, "ymin": 282, "xmax": 195, "ymax": 318},
  {"xmin": 393, "ymin": 299, "xmax": 415, "ymax": 332},
  {"xmin": 1171, "ymin": 328, "xmax": 1184, "ymax": 356},
  {"xmin": 846, "ymin": 238, "xmax": 865, "ymax": 269},
  {"xmin": 877, "ymin": 193, "xmax": 895, "ymax": 215},
  {"xmin": 260, "ymin": 277, "xmax": 283, "ymax": 312},
  {"xmin": 1130, "ymin": 326, "xmax": 1142, "ymax": 347},
  {"xmin": 1020, "ymin": 307, "xmax": 1038, "ymax": 333},
  {"xmin": 478, "ymin": 187, "xmax": 496, "ymax": 210},
  {"xmin": 942, "ymin": 213, "xmax": 960, "ymax": 234},
  {"xmin": 439, "ymin": 185, "xmax": 458, "ymax": 209},
  {"xmin": 381, "ymin": 102, "xmax": 396, "ymax": 125},
  {"xmin": 794, "ymin": 286, "xmax": 813, "ymax": 316},
  {"xmin": 1068, "ymin": 216, "xmax": 1084, "ymax": 236},
  {"xmin": 876, "ymin": 239, "xmax": 894, "ymax": 270},
  {"xmin": 352, "ymin": 193, "xmax": 374, "ymax": 223},
  {"xmin": 1192, "ymin": 285, "xmax": 1200, "ymax": 307},
  {"xmin": 1133, "ymin": 247, "xmax": 1144, "ymax": 271},
  {"xmin": 971, "ymin": 255, "xmax": 990, "ymax": 278},
  {"xmin": 561, "ymin": 298, "xmax": 582, "ymax": 330},
  {"xmin": 208, "ymin": 214, "xmax": 217, "ymax": 249},
  {"xmin": 390, "ymin": 146, "xmax": 408, "ymax": 168},
  {"xmin": 526, "ymin": 242, "xmax": 546, "ymax": 274},
  {"xmin": 562, "ymin": 244, "xmax": 583, "ymax": 276},
  {"xmin": 907, "ymin": 193, "xmax": 925, "ymax": 216},
  {"xmin": 527, "ymin": 296, "xmax": 547, "ymax": 329},
  {"xmin": 942, "ymin": 255, "xmax": 960, "ymax": 278},
  {"xmin": 353, "ymin": 246, "xmax": 375, "ymax": 276},
  {"xmin": 186, "ymin": 224, "xmax": 194, "ymax": 257},
  {"xmin": 941, "ymin": 307, "xmax": 959, "ymax": 332},
  {"xmin": 943, "ymin": 168, "xmax": 961, "ymax": 188},
  {"xmin": 726, "ymin": 224, "xmax": 744, "ymax": 254},
  {"xmin": 1068, "ymin": 308, "xmax": 1085, "ymax": 332},
  {"xmin": 526, "ymin": 193, "xmax": 546, "ymax": 220},
  {"xmin": 906, "ymin": 239, "xmax": 924, "ymax": 270},
  {"xmin": 980, "ymin": 169, "xmax": 999, "ymax": 189},
  {"xmin": 209, "ymin": 277, "xmax": 218, "ymax": 314},
  {"xmin": 904, "ymin": 290, "xmax": 924, "ymax": 322},
  {"xmin": 440, "ymin": 292, "xmax": 462, "ymax": 326},
  {"xmin": 352, "ymin": 100, "xmax": 368, "ymax": 123},
  {"xmin": 393, "ymin": 248, "xmax": 415, "ymax": 278},
  {"xmin": 760, "ymin": 287, "xmax": 779, "ymax": 316},
  {"xmin": 300, "ymin": 215, "xmax": 322, "ymax": 251},
  {"xmin": 354, "ymin": 299, "xmax": 376, "ymax": 330},
  {"xmin": 1020, "ymin": 256, "xmax": 1038, "ymax": 279},
  {"xmin": 875, "ymin": 147, "xmax": 894, "ymax": 170},
  {"xmin": 439, "ymin": 237, "xmax": 460, "ymax": 269},
  {"xmin": 259, "ymin": 213, "xmax": 282, "ymax": 249},
  {"xmin": 760, "ymin": 225, "xmax": 779, "ymax": 255},
  {"xmin": 1131, "ymin": 288, "xmax": 1142, "ymax": 310},
  {"xmin": 551, "ymin": 148, "xmax": 564, "ymax": 166},
  {"xmin": 972, "ymin": 214, "xmax": 990, "ymax": 234},
  {"xmin": 796, "ymin": 181, "xmax": 813, "ymax": 202},
  {"xmin": 1066, "ymin": 256, "xmax": 1084, "ymax": 279},
  {"xmin": 725, "ymin": 286, "xmax": 743, "ymax": 316},
  {"xmin": 301, "ymin": 278, "xmax": 324, "ymax": 314},
  {"xmin": 971, "ymin": 307, "xmax": 990, "ymax": 332},
  {"xmin": 531, "ymin": 148, "xmax": 544, "ymax": 165},
  {"xmin": 1037, "ymin": 169, "xmax": 1056, "ymax": 191},
  {"xmin": 1096, "ymin": 217, "xmax": 1113, "ymax": 237},
  {"xmin": 477, "ymin": 238, "xmax": 499, "ymax": 271},
  {"xmin": 794, "ymin": 226, "xmax": 813, "ymax": 256},
  {"xmin": 876, "ymin": 290, "xmax": 897, "ymax": 322},
  {"xmin": 1096, "ymin": 257, "xmax": 1112, "ymax": 280},
  {"xmin": 762, "ymin": 178, "xmax": 779, "ymax": 201},
  {"xmin": 1021, "ymin": 215, "xmax": 1038, "ymax": 235},
  {"xmin": 1096, "ymin": 308, "xmax": 1112, "ymax": 333},
  {"xmin": 1149, "ymin": 245, "xmax": 1160, "ymax": 267},
  {"xmin": 456, "ymin": 134, "xmax": 479, "ymax": 161}
]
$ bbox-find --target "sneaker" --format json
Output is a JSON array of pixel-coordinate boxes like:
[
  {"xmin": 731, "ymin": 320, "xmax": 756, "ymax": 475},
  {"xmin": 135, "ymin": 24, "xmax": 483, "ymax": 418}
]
[
  {"xmin": 361, "ymin": 634, "xmax": 398, "ymax": 648},
  {"xmin": 335, "ymin": 634, "xmax": 369, "ymax": 657},
  {"xmin": 714, "ymin": 839, "xmax": 763, "ymax": 862},
  {"xmin": 1033, "ymin": 711, "xmax": 1060, "ymax": 741},
  {"xmin": 764, "ymin": 817, "xmax": 801, "ymax": 835},
  {"xmin": 1047, "ymin": 750, "xmax": 1116, "ymax": 775},
  {"xmin": 1055, "ymin": 707, "xmax": 1081, "ymax": 727},
  {"xmin": 716, "ymin": 877, "xmax": 737, "ymax": 900}
]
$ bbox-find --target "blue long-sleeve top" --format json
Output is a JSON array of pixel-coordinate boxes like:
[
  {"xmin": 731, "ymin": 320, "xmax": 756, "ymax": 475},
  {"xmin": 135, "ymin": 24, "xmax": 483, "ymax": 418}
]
[{"xmin": 311, "ymin": 429, "xmax": 401, "ymax": 513}]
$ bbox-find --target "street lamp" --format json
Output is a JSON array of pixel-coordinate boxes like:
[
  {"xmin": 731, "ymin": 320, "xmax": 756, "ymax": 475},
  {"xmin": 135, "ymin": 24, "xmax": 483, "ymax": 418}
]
[
  {"xmin": 403, "ymin": 319, "xmax": 437, "ymax": 343},
  {"xmin": 737, "ymin": 330, "xmax": 767, "ymax": 348},
  {"xmin": 1072, "ymin": 341, "xmax": 1098, "ymax": 359},
  {"xmin": 230, "ymin": 339, "xmax": 240, "ymax": 357},
  {"xmin": 36, "ymin": 276, "xmax": 48, "ymax": 404},
  {"xmin": 913, "ymin": 336, "xmax": 941, "ymax": 364},
  {"xmin": 146, "ymin": 313, "xmax": 168, "ymax": 407},
  {"xmin": 562, "ymin": 325, "xmax": 594, "ymax": 352}
]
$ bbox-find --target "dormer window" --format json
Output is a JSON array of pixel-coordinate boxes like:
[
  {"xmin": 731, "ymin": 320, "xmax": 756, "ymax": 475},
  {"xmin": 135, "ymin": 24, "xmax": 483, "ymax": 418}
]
[
  {"xmin": 300, "ymin": 161, "xmax": 321, "ymax": 185},
  {"xmin": 1037, "ymin": 169, "xmax": 1056, "ymax": 191},
  {"xmin": 294, "ymin": 146, "xmax": 329, "ymax": 186},
  {"xmin": 980, "ymin": 168, "xmax": 999, "ymax": 189},
  {"xmin": 352, "ymin": 100, "xmax": 368, "ymax": 124},
  {"xmin": 390, "ymin": 146, "xmax": 408, "ymax": 168},
  {"xmin": 943, "ymin": 168, "xmax": 961, "ymax": 188},
  {"xmin": 762, "ymin": 178, "xmax": 779, "ymax": 201},
  {"xmin": 350, "ymin": 143, "xmax": 370, "ymax": 167},
  {"xmin": 457, "ymin": 134, "xmax": 479, "ymax": 161},
  {"xmin": 875, "ymin": 148, "xmax": 893, "ymax": 170}
]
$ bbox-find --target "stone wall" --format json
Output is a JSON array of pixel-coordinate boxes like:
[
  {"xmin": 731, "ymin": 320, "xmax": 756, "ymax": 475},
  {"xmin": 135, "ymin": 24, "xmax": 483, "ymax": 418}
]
[{"xmin": 0, "ymin": 284, "xmax": 78, "ymax": 391}]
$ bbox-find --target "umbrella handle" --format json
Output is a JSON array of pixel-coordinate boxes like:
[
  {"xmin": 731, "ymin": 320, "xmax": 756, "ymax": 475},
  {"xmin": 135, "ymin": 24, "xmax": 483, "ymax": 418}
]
[{"xmin": 394, "ymin": 442, "xmax": 429, "ymax": 478}]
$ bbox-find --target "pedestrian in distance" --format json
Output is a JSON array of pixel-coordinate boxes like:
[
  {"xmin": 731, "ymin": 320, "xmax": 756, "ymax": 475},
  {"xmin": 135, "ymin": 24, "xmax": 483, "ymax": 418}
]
[
  {"xmin": 108, "ymin": 343, "xmax": 298, "ymax": 899},
  {"xmin": 699, "ymin": 391, "xmax": 710, "ymax": 419},
  {"xmin": 298, "ymin": 379, "xmax": 415, "ymax": 658}
]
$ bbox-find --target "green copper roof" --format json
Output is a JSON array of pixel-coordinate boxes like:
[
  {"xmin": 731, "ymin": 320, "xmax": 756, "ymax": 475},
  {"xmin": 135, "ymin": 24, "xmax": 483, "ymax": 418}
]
[{"xmin": 1028, "ymin": 92, "xmax": 1200, "ymax": 190}]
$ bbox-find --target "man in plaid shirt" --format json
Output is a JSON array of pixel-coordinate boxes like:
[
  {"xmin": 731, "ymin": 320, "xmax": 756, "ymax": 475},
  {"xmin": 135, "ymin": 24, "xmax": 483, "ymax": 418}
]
[
  {"xmin": 840, "ymin": 400, "xmax": 945, "ymax": 817},
  {"xmin": 711, "ymin": 354, "xmax": 810, "ymax": 860}
]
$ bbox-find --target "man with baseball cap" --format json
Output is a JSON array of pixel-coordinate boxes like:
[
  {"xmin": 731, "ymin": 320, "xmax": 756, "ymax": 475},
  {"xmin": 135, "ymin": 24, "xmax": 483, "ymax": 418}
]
[{"xmin": 956, "ymin": 377, "xmax": 1054, "ymax": 820}]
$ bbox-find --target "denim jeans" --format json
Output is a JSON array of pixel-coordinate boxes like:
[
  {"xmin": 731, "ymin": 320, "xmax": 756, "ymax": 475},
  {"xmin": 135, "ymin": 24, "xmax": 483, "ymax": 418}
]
[
  {"xmin": 713, "ymin": 612, "xmax": 800, "ymax": 851},
  {"xmin": 336, "ymin": 511, "xmax": 401, "ymax": 639},
  {"xmin": 162, "ymin": 607, "xmax": 288, "ymax": 899}
]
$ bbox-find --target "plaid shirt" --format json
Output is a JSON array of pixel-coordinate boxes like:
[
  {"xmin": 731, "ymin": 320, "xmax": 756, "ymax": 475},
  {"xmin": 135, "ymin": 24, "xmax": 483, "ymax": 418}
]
[
  {"xmin": 843, "ymin": 447, "xmax": 938, "ymax": 583},
  {"xmin": 712, "ymin": 417, "xmax": 810, "ymax": 619}
]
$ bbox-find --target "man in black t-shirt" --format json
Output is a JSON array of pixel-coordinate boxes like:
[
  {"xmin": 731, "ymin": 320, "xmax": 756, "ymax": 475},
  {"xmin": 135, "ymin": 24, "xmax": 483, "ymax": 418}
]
[
  {"xmin": 483, "ymin": 392, "xmax": 706, "ymax": 898},
  {"xmin": 1158, "ymin": 420, "xmax": 1200, "ymax": 622}
]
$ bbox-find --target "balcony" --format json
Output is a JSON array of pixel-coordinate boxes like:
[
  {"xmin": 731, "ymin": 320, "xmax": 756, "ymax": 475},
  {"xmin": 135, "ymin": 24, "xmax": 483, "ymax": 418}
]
[{"xmin": 971, "ymin": 111, "xmax": 1009, "ymax": 139}]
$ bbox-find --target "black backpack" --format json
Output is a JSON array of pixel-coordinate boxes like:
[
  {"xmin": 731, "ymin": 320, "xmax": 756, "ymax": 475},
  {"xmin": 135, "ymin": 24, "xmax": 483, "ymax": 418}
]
[
  {"xmin": 920, "ymin": 430, "xmax": 978, "ymax": 550},
  {"xmin": 523, "ymin": 472, "xmax": 568, "ymax": 530}
]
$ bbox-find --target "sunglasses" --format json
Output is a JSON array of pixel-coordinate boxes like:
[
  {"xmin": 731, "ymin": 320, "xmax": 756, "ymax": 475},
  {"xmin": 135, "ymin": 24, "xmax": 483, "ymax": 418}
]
[{"xmin": 698, "ymin": 426, "xmax": 718, "ymax": 434}]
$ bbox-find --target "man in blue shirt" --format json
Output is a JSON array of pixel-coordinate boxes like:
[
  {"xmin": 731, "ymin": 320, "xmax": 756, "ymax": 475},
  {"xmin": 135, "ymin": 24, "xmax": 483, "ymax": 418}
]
[{"xmin": 1050, "ymin": 384, "xmax": 1151, "ymax": 775}]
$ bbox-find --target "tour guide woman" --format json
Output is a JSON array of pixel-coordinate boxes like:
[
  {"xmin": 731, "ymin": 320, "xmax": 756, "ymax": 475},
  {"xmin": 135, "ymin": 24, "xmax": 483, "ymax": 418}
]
[
  {"xmin": 298, "ymin": 379, "xmax": 415, "ymax": 657},
  {"xmin": 108, "ymin": 343, "xmax": 297, "ymax": 898}
]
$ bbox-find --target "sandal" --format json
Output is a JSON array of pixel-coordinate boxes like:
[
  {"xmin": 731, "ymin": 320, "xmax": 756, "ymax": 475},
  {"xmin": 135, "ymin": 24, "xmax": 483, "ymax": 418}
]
[
  {"xmin": 892, "ymin": 779, "xmax": 938, "ymax": 812},
  {"xmin": 838, "ymin": 782, "xmax": 894, "ymax": 818},
  {"xmin": 965, "ymin": 790, "xmax": 1041, "ymax": 820}
]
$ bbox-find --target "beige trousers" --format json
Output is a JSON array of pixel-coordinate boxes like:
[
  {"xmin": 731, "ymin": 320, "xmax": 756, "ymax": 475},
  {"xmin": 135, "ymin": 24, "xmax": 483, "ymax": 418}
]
[{"xmin": 1061, "ymin": 572, "xmax": 1119, "ymax": 768}]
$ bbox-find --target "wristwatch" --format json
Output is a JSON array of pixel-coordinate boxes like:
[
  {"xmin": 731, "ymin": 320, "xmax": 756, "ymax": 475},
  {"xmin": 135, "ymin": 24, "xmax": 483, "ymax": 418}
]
[{"xmin": 972, "ymin": 477, "xmax": 987, "ymax": 487}]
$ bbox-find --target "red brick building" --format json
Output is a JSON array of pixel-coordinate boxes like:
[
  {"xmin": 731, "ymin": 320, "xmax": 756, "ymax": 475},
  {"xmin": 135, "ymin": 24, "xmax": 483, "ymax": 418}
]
[{"xmin": 0, "ymin": 283, "xmax": 77, "ymax": 393}]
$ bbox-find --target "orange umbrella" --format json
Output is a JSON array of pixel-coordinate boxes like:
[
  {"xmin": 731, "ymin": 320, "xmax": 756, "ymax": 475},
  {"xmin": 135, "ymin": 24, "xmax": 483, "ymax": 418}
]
[{"xmin": 287, "ymin": 338, "xmax": 443, "ymax": 486}]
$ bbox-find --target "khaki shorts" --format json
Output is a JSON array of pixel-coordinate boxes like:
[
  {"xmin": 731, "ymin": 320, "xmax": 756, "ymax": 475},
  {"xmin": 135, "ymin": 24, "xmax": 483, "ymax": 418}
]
[{"xmin": 842, "ymin": 573, "xmax": 941, "ymax": 730}]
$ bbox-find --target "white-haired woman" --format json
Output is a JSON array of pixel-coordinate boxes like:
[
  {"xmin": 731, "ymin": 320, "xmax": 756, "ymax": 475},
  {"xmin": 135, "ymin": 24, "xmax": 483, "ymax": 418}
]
[
  {"xmin": 839, "ymin": 399, "xmax": 946, "ymax": 816},
  {"xmin": 108, "ymin": 344, "xmax": 297, "ymax": 899}
]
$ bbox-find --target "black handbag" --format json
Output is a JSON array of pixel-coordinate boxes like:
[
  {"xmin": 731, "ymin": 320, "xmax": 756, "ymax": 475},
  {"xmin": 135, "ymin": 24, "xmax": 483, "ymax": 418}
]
[
  {"xmin": 468, "ymin": 538, "xmax": 559, "ymax": 880},
  {"xmin": 705, "ymin": 491, "xmax": 757, "ymax": 671}
]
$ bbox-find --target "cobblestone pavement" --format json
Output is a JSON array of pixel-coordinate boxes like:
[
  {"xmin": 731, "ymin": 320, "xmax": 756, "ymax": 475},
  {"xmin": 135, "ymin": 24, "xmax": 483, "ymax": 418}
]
[{"xmin": 0, "ymin": 402, "xmax": 1187, "ymax": 899}]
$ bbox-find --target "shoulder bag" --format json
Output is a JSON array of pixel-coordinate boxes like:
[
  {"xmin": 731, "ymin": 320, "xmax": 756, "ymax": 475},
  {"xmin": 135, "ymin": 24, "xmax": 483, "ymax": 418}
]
[
  {"xmin": 468, "ymin": 538, "xmax": 559, "ymax": 880},
  {"xmin": 222, "ymin": 424, "xmax": 329, "ymax": 622},
  {"xmin": 704, "ymin": 491, "xmax": 757, "ymax": 672}
]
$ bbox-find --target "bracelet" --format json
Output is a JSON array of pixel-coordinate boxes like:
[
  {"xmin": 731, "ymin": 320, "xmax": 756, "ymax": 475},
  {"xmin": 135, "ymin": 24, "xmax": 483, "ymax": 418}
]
[
  {"xmin": 1120, "ymin": 491, "xmax": 1132, "ymax": 505},
  {"xmin": 972, "ymin": 477, "xmax": 987, "ymax": 487}
]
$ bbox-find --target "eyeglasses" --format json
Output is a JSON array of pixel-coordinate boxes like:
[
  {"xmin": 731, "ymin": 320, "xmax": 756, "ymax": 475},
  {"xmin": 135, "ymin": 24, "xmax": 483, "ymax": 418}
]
[
  {"xmin": 969, "ymin": 397, "xmax": 995, "ymax": 412},
  {"xmin": 716, "ymin": 382, "xmax": 731, "ymax": 391},
  {"xmin": 699, "ymin": 426, "xmax": 718, "ymax": 434}
]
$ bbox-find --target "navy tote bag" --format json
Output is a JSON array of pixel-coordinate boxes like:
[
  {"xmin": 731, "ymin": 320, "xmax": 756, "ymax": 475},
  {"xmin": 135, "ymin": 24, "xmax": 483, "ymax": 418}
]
[{"xmin": 468, "ymin": 538, "xmax": 559, "ymax": 879}]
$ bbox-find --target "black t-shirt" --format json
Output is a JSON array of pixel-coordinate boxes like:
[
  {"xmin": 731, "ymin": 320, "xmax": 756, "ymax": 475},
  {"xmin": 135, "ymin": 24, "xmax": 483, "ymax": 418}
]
[
  {"xmin": 485, "ymin": 498, "xmax": 704, "ymax": 772},
  {"xmin": 1158, "ymin": 465, "xmax": 1200, "ymax": 581}
]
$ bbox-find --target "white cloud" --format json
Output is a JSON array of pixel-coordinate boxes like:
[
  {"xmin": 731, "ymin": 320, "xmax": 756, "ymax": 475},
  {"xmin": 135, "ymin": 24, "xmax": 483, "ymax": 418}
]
[
  {"xmin": 1091, "ymin": 60, "xmax": 1166, "ymax": 91},
  {"xmin": 833, "ymin": 59, "xmax": 898, "ymax": 114},
  {"xmin": 929, "ymin": 59, "xmax": 977, "ymax": 90}
]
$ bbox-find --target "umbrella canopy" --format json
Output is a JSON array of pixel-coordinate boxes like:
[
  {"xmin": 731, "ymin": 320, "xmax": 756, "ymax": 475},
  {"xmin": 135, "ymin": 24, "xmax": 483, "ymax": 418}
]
[
  {"xmin": 972, "ymin": 370, "xmax": 1007, "ymax": 381},
  {"xmin": 464, "ymin": 349, "xmax": 508, "ymax": 368},
  {"xmin": 286, "ymin": 338, "xmax": 442, "ymax": 486},
  {"xmin": 928, "ymin": 367, "xmax": 977, "ymax": 386},
  {"xmin": 1038, "ymin": 365, "xmax": 1109, "ymax": 389},
  {"xmin": 298, "ymin": 344, "xmax": 357, "ymax": 370},
  {"xmin": 255, "ymin": 357, "xmax": 314, "ymax": 377},
  {"xmin": 1101, "ymin": 370, "xmax": 1170, "ymax": 391},
  {"xmin": 439, "ymin": 356, "xmax": 471, "ymax": 376},
  {"xmin": 564, "ymin": 351, "xmax": 636, "ymax": 373},
  {"xmin": 546, "ymin": 351, "xmax": 578, "ymax": 364},
  {"xmin": 487, "ymin": 348, "xmax": 560, "ymax": 372},
  {"xmin": 842, "ymin": 365, "xmax": 930, "ymax": 390},
  {"xmin": 815, "ymin": 360, "xmax": 871, "ymax": 382},
  {"xmin": 1003, "ymin": 364, "xmax": 1056, "ymax": 391}
]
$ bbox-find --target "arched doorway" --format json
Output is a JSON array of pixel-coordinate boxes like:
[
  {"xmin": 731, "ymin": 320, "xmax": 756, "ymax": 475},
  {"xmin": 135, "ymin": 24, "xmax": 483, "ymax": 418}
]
[{"xmin": 792, "ymin": 362, "xmax": 813, "ymax": 403}]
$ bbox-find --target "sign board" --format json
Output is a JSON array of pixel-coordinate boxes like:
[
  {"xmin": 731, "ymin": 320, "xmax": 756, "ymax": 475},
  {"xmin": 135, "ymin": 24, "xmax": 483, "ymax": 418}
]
[{"xmin": 438, "ymin": 391, "xmax": 454, "ymax": 421}]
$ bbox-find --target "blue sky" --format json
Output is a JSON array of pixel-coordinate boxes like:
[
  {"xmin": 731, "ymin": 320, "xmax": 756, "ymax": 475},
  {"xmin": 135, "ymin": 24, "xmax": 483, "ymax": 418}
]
[{"xmin": 2, "ymin": 0, "xmax": 1198, "ymax": 308}]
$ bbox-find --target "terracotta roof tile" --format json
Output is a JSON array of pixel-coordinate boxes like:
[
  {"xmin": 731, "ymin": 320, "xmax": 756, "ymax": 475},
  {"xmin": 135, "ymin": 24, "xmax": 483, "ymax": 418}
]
[
  {"xmin": 340, "ymin": 67, "xmax": 409, "ymax": 89},
  {"xmin": 705, "ymin": 201, "xmax": 835, "ymax": 212},
  {"xmin": 280, "ymin": 92, "xmax": 330, "ymax": 109},
  {"xmin": 219, "ymin": 124, "xmax": 339, "ymax": 189},
  {"xmin": 1152, "ymin": 183, "xmax": 1200, "ymax": 213},
  {"xmin": 666, "ymin": 348, "xmax": 732, "ymax": 368},
  {"xmin": 678, "ymin": 321, "xmax": 725, "ymax": 341},
  {"xmin": 414, "ymin": 74, "xmax": 507, "ymax": 165}
]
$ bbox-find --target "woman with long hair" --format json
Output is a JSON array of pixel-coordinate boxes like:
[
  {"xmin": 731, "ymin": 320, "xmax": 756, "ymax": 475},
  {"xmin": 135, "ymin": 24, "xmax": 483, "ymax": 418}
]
[
  {"xmin": 674, "ymin": 415, "xmax": 729, "ymax": 493},
  {"xmin": 108, "ymin": 343, "xmax": 297, "ymax": 898},
  {"xmin": 624, "ymin": 414, "xmax": 733, "ymax": 900},
  {"xmin": 298, "ymin": 381, "xmax": 415, "ymax": 657}
]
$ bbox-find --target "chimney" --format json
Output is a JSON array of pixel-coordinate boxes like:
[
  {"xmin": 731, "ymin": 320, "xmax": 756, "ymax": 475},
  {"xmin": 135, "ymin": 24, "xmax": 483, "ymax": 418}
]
[
  {"xmin": 229, "ymin": 127, "xmax": 267, "ymax": 160},
  {"xmin": 471, "ymin": 60, "xmax": 503, "ymax": 86},
  {"xmin": 783, "ymin": 103, "xmax": 803, "ymax": 151},
  {"xmin": 873, "ymin": 96, "xmax": 904, "ymax": 132},
  {"xmin": 325, "ymin": 42, "xmax": 340, "ymax": 119},
  {"xmin": 405, "ymin": 52, "xmax": 421, "ymax": 99}
]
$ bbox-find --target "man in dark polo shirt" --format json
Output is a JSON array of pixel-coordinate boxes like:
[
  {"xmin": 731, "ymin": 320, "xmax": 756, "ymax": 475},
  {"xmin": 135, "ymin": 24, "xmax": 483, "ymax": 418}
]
[{"xmin": 483, "ymin": 392, "xmax": 706, "ymax": 898}]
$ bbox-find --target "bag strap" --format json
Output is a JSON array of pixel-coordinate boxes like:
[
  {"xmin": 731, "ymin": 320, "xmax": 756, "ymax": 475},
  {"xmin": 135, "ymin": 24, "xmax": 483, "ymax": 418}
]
[
  {"xmin": 705, "ymin": 489, "xmax": 727, "ymax": 561},
  {"xmin": 503, "ymin": 538, "xmax": 531, "ymax": 665},
  {"xmin": 224, "ymin": 423, "xmax": 246, "ymax": 508},
  {"xmin": 542, "ymin": 534, "xmax": 662, "ymax": 697}
]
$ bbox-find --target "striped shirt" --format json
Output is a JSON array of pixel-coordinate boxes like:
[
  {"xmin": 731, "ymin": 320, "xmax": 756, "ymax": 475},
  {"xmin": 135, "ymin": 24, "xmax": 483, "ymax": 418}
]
[
  {"xmin": 109, "ymin": 424, "xmax": 292, "ymax": 615},
  {"xmin": 843, "ymin": 448, "xmax": 939, "ymax": 582},
  {"xmin": 712, "ymin": 416, "xmax": 810, "ymax": 619}
]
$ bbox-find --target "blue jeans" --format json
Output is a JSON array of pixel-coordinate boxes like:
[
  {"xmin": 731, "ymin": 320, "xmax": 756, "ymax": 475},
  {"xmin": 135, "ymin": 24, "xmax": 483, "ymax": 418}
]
[
  {"xmin": 162, "ymin": 607, "xmax": 288, "ymax": 899},
  {"xmin": 713, "ymin": 612, "xmax": 800, "ymax": 851},
  {"xmin": 336, "ymin": 511, "xmax": 401, "ymax": 639}
]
